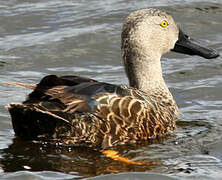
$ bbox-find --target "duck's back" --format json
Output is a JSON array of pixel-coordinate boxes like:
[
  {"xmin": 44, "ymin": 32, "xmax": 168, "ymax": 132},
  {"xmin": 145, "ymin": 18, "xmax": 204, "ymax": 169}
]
[{"xmin": 8, "ymin": 75, "xmax": 178, "ymax": 150}]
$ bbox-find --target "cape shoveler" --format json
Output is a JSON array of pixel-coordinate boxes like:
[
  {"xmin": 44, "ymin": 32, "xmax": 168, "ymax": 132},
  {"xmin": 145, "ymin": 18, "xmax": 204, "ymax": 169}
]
[{"xmin": 7, "ymin": 8, "xmax": 219, "ymax": 150}]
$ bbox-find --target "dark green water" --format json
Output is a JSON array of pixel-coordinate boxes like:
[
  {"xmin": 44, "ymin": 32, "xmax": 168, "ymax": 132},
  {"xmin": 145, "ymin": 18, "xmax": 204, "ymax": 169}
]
[{"xmin": 0, "ymin": 0, "xmax": 222, "ymax": 179}]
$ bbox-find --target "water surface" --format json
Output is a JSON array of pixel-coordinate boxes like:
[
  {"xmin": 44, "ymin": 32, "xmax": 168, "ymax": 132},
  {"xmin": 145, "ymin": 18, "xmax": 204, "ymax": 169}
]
[{"xmin": 0, "ymin": 0, "xmax": 222, "ymax": 179}]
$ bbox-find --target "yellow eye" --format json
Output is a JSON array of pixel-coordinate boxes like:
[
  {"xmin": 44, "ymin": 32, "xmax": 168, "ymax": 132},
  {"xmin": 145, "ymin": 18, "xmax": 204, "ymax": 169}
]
[{"xmin": 160, "ymin": 20, "xmax": 168, "ymax": 28}]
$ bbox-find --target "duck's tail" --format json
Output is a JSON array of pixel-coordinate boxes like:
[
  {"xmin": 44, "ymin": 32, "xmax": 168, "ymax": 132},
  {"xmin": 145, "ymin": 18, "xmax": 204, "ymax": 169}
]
[{"xmin": 7, "ymin": 103, "xmax": 69, "ymax": 141}]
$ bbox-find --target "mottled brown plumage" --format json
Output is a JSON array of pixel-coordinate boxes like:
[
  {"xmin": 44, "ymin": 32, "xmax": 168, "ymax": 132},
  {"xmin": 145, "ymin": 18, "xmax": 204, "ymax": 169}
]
[
  {"xmin": 7, "ymin": 8, "xmax": 219, "ymax": 150},
  {"xmin": 7, "ymin": 74, "xmax": 178, "ymax": 149}
]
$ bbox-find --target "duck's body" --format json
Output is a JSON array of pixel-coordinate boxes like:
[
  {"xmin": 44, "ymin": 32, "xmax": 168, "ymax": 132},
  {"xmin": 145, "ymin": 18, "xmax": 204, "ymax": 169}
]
[
  {"xmin": 7, "ymin": 8, "xmax": 219, "ymax": 150},
  {"xmin": 9, "ymin": 74, "xmax": 178, "ymax": 149}
]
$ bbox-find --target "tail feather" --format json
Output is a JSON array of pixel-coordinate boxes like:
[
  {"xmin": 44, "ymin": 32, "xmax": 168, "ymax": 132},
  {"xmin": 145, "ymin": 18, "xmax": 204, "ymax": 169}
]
[
  {"xmin": 31, "ymin": 106, "xmax": 71, "ymax": 125},
  {"xmin": 4, "ymin": 81, "xmax": 35, "ymax": 90},
  {"xmin": 8, "ymin": 103, "xmax": 71, "ymax": 140}
]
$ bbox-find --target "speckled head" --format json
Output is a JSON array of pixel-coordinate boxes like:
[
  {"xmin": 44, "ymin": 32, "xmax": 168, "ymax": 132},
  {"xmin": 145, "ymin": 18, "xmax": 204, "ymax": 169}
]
[
  {"xmin": 121, "ymin": 8, "xmax": 179, "ymax": 57},
  {"xmin": 121, "ymin": 8, "xmax": 180, "ymax": 90},
  {"xmin": 121, "ymin": 8, "xmax": 219, "ymax": 61},
  {"xmin": 121, "ymin": 8, "xmax": 219, "ymax": 90}
]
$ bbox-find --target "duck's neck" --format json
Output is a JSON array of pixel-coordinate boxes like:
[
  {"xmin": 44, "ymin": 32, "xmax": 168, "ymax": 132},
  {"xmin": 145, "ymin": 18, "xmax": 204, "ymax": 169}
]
[
  {"xmin": 123, "ymin": 50, "xmax": 169, "ymax": 94},
  {"xmin": 122, "ymin": 41, "xmax": 179, "ymax": 120}
]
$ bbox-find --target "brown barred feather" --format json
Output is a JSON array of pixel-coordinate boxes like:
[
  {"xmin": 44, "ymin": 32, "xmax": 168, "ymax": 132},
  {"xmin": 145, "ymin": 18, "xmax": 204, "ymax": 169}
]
[{"xmin": 7, "ymin": 75, "xmax": 178, "ymax": 150}]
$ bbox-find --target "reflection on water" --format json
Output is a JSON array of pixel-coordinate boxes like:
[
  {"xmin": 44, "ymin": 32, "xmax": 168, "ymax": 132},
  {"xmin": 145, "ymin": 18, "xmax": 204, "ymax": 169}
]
[
  {"xmin": 1, "ymin": 139, "xmax": 158, "ymax": 177},
  {"xmin": 0, "ymin": 135, "xmax": 198, "ymax": 179},
  {"xmin": 0, "ymin": 0, "xmax": 222, "ymax": 179}
]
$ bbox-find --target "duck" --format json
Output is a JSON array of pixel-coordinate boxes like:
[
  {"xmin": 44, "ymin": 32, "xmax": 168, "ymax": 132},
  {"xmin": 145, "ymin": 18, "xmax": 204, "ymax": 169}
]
[{"xmin": 7, "ymin": 8, "xmax": 219, "ymax": 150}]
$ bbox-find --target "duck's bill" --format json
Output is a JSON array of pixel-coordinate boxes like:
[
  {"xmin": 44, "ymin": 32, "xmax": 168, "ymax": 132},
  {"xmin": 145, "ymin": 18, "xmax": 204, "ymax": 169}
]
[{"xmin": 171, "ymin": 29, "xmax": 219, "ymax": 59}]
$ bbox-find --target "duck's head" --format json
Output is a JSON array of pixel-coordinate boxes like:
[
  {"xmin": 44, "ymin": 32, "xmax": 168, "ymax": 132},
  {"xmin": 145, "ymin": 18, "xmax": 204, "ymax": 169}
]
[{"xmin": 121, "ymin": 8, "xmax": 219, "ymax": 59}]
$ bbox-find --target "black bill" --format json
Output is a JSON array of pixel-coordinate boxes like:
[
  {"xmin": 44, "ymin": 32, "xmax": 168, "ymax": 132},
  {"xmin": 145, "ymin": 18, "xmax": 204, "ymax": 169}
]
[{"xmin": 171, "ymin": 29, "xmax": 219, "ymax": 59}]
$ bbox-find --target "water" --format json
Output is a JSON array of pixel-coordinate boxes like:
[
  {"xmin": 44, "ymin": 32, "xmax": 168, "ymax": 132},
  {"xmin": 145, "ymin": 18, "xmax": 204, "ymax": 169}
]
[{"xmin": 0, "ymin": 0, "xmax": 222, "ymax": 179}]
